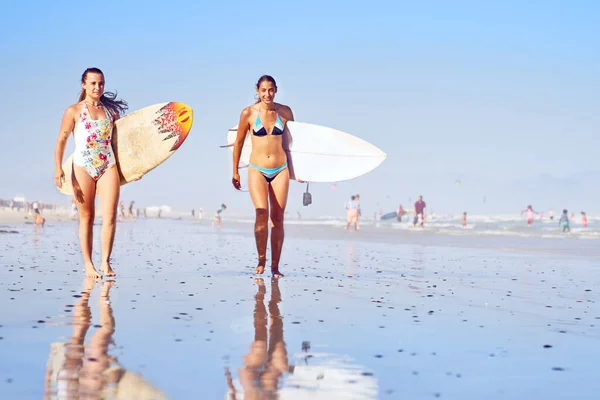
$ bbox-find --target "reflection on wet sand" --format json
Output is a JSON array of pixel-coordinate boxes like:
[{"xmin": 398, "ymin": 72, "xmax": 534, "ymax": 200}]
[
  {"xmin": 226, "ymin": 279, "xmax": 378, "ymax": 399},
  {"xmin": 226, "ymin": 278, "xmax": 292, "ymax": 400},
  {"xmin": 44, "ymin": 278, "xmax": 167, "ymax": 400}
]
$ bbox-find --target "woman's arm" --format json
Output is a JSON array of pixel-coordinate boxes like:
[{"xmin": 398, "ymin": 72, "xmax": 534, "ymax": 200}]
[
  {"xmin": 232, "ymin": 108, "xmax": 251, "ymax": 190},
  {"xmin": 54, "ymin": 106, "xmax": 76, "ymax": 188}
]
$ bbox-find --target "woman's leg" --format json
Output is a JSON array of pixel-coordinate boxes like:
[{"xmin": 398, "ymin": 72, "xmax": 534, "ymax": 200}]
[
  {"xmin": 268, "ymin": 168, "xmax": 290, "ymax": 278},
  {"xmin": 72, "ymin": 165, "xmax": 100, "ymax": 279},
  {"xmin": 248, "ymin": 168, "xmax": 270, "ymax": 274},
  {"xmin": 96, "ymin": 166, "xmax": 120, "ymax": 277}
]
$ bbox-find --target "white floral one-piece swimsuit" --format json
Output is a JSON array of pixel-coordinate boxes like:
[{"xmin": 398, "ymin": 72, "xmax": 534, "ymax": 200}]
[{"xmin": 72, "ymin": 102, "xmax": 116, "ymax": 180}]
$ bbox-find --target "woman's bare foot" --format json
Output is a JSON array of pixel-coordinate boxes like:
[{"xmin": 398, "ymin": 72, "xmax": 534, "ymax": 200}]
[
  {"xmin": 101, "ymin": 260, "xmax": 116, "ymax": 277},
  {"xmin": 254, "ymin": 256, "xmax": 266, "ymax": 275},
  {"xmin": 271, "ymin": 266, "xmax": 284, "ymax": 279},
  {"xmin": 85, "ymin": 263, "xmax": 102, "ymax": 280}
]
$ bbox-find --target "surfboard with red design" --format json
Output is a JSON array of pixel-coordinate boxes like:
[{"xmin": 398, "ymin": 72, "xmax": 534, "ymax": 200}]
[{"xmin": 58, "ymin": 102, "xmax": 193, "ymax": 195}]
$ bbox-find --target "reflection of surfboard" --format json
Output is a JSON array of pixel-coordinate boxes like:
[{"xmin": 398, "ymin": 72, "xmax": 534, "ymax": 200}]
[
  {"xmin": 380, "ymin": 211, "xmax": 397, "ymax": 220},
  {"xmin": 58, "ymin": 102, "xmax": 193, "ymax": 195},
  {"xmin": 223, "ymin": 122, "xmax": 386, "ymax": 182}
]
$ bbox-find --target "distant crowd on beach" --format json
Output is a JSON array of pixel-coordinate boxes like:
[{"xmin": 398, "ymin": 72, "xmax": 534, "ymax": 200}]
[
  {"xmin": 341, "ymin": 195, "xmax": 591, "ymax": 233},
  {"xmin": 344, "ymin": 193, "xmax": 430, "ymax": 231},
  {"xmin": 1, "ymin": 195, "xmax": 592, "ymax": 235},
  {"xmin": 520, "ymin": 205, "xmax": 588, "ymax": 232}
]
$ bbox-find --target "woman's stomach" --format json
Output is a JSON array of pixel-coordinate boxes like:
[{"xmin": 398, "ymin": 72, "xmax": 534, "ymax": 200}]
[{"xmin": 249, "ymin": 139, "xmax": 287, "ymax": 168}]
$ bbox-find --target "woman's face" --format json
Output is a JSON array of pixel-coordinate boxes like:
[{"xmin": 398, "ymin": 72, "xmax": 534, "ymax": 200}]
[
  {"xmin": 82, "ymin": 73, "xmax": 105, "ymax": 100},
  {"xmin": 257, "ymin": 81, "xmax": 277, "ymax": 104}
]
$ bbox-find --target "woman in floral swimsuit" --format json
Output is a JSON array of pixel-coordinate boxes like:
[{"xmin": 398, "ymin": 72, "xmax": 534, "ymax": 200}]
[{"xmin": 54, "ymin": 68, "xmax": 128, "ymax": 279}]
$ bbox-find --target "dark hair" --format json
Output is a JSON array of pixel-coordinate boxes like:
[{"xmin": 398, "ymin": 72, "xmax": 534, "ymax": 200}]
[
  {"xmin": 78, "ymin": 67, "xmax": 128, "ymax": 118},
  {"xmin": 254, "ymin": 75, "xmax": 277, "ymax": 104},
  {"xmin": 563, "ymin": 209, "xmax": 568, "ymax": 213}
]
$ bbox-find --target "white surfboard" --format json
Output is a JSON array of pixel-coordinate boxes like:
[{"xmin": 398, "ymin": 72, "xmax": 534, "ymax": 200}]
[{"xmin": 223, "ymin": 121, "xmax": 386, "ymax": 182}]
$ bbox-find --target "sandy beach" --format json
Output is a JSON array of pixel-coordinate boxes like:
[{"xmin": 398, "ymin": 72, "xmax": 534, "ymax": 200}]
[{"xmin": 0, "ymin": 216, "xmax": 598, "ymax": 399}]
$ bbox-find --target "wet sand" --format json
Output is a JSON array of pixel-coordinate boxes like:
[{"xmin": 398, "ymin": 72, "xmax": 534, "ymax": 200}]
[{"xmin": 0, "ymin": 219, "xmax": 598, "ymax": 399}]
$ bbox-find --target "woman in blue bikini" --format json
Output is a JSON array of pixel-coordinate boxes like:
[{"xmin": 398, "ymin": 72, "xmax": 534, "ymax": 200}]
[{"xmin": 232, "ymin": 75, "xmax": 294, "ymax": 278}]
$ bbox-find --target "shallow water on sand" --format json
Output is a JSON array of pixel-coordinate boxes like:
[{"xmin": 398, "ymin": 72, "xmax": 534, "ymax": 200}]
[{"xmin": 0, "ymin": 220, "xmax": 599, "ymax": 399}]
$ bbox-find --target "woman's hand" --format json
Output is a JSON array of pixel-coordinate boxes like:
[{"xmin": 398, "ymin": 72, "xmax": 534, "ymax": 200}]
[
  {"xmin": 232, "ymin": 172, "xmax": 241, "ymax": 190},
  {"xmin": 54, "ymin": 167, "xmax": 65, "ymax": 188}
]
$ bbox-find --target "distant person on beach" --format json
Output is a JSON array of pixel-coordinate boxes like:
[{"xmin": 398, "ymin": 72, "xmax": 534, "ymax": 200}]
[
  {"xmin": 232, "ymin": 75, "xmax": 296, "ymax": 279},
  {"xmin": 127, "ymin": 201, "xmax": 135, "ymax": 221},
  {"xmin": 548, "ymin": 209, "xmax": 555, "ymax": 220},
  {"xmin": 581, "ymin": 211, "xmax": 588, "ymax": 228},
  {"xmin": 33, "ymin": 201, "xmax": 45, "ymax": 226},
  {"xmin": 521, "ymin": 205, "xmax": 538, "ymax": 226},
  {"xmin": 344, "ymin": 195, "xmax": 359, "ymax": 231},
  {"xmin": 355, "ymin": 194, "xmax": 362, "ymax": 229},
  {"xmin": 34, "ymin": 212, "xmax": 46, "ymax": 226},
  {"xmin": 118, "ymin": 201, "xmax": 125, "ymax": 222},
  {"xmin": 54, "ymin": 67, "xmax": 128, "ymax": 279},
  {"xmin": 413, "ymin": 195, "xmax": 426, "ymax": 227},
  {"xmin": 461, "ymin": 212, "xmax": 467, "ymax": 227},
  {"xmin": 33, "ymin": 201, "xmax": 41, "ymax": 215},
  {"xmin": 71, "ymin": 199, "xmax": 78, "ymax": 220},
  {"xmin": 397, "ymin": 204, "xmax": 404, "ymax": 222},
  {"xmin": 559, "ymin": 209, "xmax": 570, "ymax": 232},
  {"xmin": 212, "ymin": 204, "xmax": 227, "ymax": 228}
]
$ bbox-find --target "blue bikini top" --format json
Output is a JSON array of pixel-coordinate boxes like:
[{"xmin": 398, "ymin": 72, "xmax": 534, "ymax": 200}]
[{"xmin": 252, "ymin": 112, "xmax": 284, "ymax": 136}]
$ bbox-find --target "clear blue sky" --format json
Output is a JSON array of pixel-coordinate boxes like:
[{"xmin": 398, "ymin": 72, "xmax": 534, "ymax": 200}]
[{"xmin": 1, "ymin": 0, "xmax": 598, "ymax": 216}]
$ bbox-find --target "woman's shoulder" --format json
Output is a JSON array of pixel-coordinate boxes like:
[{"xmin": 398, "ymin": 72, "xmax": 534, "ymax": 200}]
[
  {"xmin": 275, "ymin": 102, "xmax": 292, "ymax": 112},
  {"xmin": 67, "ymin": 102, "xmax": 84, "ymax": 113},
  {"xmin": 275, "ymin": 103, "xmax": 293, "ymax": 119},
  {"xmin": 63, "ymin": 102, "xmax": 84, "ymax": 119},
  {"xmin": 241, "ymin": 105, "xmax": 257, "ymax": 117}
]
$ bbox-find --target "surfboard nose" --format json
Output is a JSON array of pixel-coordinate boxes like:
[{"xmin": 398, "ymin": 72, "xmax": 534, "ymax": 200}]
[
  {"xmin": 174, "ymin": 103, "xmax": 193, "ymax": 132},
  {"xmin": 160, "ymin": 102, "xmax": 194, "ymax": 151}
]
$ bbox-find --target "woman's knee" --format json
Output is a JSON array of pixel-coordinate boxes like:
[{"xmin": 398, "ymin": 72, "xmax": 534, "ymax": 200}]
[
  {"xmin": 270, "ymin": 210, "xmax": 284, "ymax": 226},
  {"xmin": 255, "ymin": 208, "xmax": 269, "ymax": 227},
  {"xmin": 102, "ymin": 210, "xmax": 117, "ymax": 226},
  {"xmin": 79, "ymin": 210, "xmax": 95, "ymax": 225},
  {"xmin": 255, "ymin": 208, "xmax": 269, "ymax": 221}
]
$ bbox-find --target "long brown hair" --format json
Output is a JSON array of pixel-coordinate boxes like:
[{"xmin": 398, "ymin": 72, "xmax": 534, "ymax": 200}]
[
  {"xmin": 254, "ymin": 75, "xmax": 277, "ymax": 104},
  {"xmin": 78, "ymin": 67, "xmax": 128, "ymax": 117}
]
